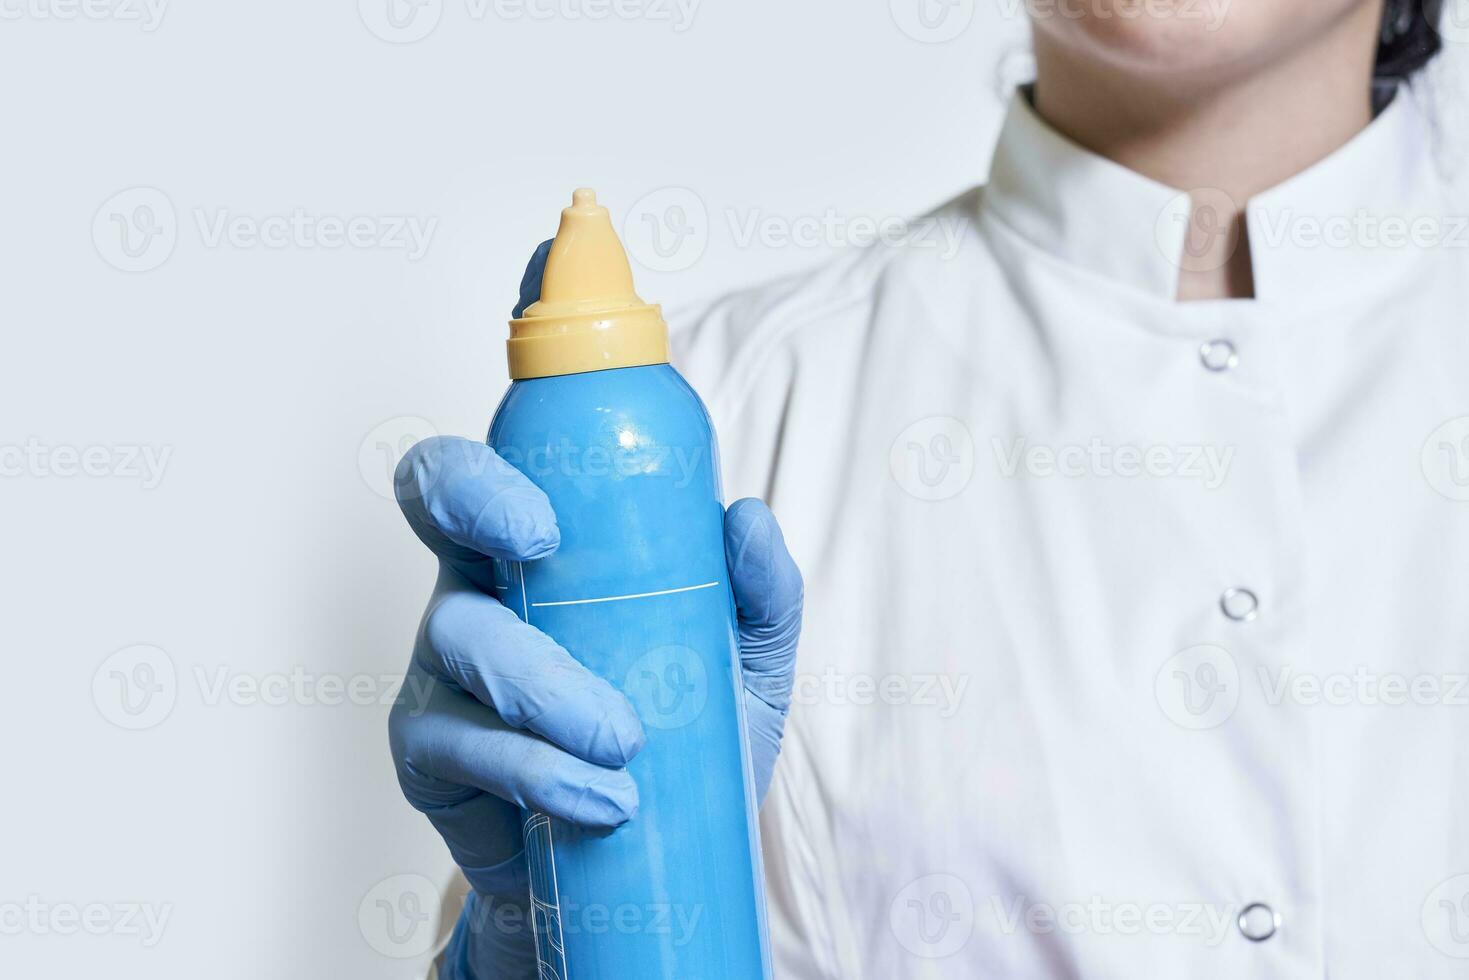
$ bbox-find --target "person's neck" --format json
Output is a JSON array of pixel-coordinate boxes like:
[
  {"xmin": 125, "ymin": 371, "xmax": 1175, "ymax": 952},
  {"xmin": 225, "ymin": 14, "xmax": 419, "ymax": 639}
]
[{"xmin": 1031, "ymin": 14, "xmax": 1380, "ymax": 301}]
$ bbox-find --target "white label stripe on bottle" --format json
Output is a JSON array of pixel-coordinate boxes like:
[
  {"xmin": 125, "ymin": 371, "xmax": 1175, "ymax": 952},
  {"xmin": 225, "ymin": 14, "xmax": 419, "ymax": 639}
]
[
  {"xmin": 518, "ymin": 562, "xmax": 530, "ymax": 621},
  {"xmin": 529, "ymin": 581, "xmax": 721, "ymax": 608},
  {"xmin": 524, "ymin": 812, "xmax": 568, "ymax": 979}
]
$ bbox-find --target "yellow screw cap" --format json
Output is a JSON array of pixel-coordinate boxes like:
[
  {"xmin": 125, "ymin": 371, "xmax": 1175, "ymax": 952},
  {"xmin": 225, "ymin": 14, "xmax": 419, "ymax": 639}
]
[{"xmin": 507, "ymin": 188, "xmax": 670, "ymax": 380}]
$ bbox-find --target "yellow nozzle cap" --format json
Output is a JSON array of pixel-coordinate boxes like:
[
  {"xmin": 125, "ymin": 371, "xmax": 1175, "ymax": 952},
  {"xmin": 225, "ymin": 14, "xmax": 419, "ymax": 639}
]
[{"xmin": 507, "ymin": 188, "xmax": 670, "ymax": 380}]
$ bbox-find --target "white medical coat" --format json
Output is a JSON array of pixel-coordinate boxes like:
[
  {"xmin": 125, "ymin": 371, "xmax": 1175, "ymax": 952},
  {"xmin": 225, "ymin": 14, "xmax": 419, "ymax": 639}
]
[{"xmin": 672, "ymin": 85, "xmax": 1469, "ymax": 978}]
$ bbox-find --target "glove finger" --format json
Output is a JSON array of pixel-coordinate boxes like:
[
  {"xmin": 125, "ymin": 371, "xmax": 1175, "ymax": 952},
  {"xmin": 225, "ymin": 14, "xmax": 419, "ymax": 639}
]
[
  {"xmin": 725, "ymin": 497, "xmax": 803, "ymax": 712},
  {"xmin": 391, "ymin": 679, "xmax": 639, "ymax": 831},
  {"xmin": 395, "ymin": 436, "xmax": 559, "ymax": 588},
  {"xmin": 511, "ymin": 239, "xmax": 555, "ymax": 318},
  {"xmin": 385, "ymin": 672, "xmax": 539, "ymax": 908},
  {"xmin": 421, "ymin": 570, "xmax": 646, "ymax": 768}
]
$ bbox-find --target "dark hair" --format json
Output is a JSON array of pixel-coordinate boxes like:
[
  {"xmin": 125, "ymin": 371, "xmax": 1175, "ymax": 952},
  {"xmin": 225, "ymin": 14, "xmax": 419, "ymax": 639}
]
[{"xmin": 1376, "ymin": 0, "xmax": 1445, "ymax": 80}]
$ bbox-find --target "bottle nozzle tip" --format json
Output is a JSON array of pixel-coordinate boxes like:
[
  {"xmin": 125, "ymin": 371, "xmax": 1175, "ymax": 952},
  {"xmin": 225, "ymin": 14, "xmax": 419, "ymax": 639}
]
[{"xmin": 507, "ymin": 186, "xmax": 668, "ymax": 378}]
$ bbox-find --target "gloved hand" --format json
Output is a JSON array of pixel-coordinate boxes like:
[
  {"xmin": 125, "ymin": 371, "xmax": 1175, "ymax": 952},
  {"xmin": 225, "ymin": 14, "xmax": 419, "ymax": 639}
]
[{"xmin": 387, "ymin": 244, "xmax": 804, "ymax": 980}]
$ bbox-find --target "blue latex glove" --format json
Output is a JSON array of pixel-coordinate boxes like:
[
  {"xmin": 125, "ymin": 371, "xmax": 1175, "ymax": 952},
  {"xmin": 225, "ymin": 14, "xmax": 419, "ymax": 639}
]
[{"xmin": 388, "ymin": 245, "xmax": 804, "ymax": 980}]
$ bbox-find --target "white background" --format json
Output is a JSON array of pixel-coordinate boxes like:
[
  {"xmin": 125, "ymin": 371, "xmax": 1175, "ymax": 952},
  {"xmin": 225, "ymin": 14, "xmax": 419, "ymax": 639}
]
[{"xmin": 0, "ymin": 1, "xmax": 1023, "ymax": 976}]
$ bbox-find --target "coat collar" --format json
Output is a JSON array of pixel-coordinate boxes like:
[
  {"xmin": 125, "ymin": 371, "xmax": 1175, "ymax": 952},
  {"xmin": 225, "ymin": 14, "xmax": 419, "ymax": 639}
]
[{"xmin": 980, "ymin": 85, "xmax": 1443, "ymax": 307}]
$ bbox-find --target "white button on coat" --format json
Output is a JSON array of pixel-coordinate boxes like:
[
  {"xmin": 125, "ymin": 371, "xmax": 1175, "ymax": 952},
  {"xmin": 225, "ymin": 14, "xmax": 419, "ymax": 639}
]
[
  {"xmin": 1221, "ymin": 587, "xmax": 1260, "ymax": 622},
  {"xmin": 1200, "ymin": 339, "xmax": 1239, "ymax": 372},
  {"xmin": 1238, "ymin": 902, "xmax": 1280, "ymax": 942}
]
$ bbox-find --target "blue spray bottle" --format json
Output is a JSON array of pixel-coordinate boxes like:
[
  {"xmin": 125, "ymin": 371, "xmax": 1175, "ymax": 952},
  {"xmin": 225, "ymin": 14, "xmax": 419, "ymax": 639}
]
[{"xmin": 487, "ymin": 189, "xmax": 772, "ymax": 979}]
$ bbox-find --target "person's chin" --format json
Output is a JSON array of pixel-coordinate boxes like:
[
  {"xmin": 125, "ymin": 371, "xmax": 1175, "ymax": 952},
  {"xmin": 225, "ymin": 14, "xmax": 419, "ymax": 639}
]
[{"xmin": 1036, "ymin": 13, "xmax": 1267, "ymax": 80}]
